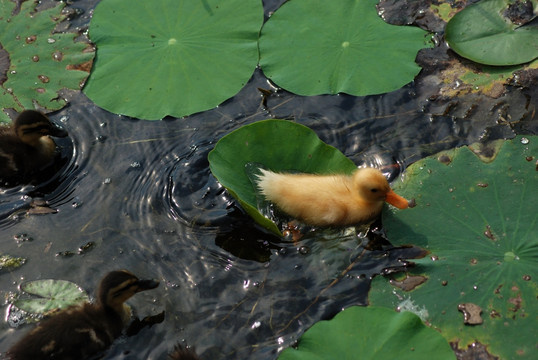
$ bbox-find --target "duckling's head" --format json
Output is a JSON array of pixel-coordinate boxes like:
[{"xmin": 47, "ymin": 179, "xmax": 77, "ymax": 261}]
[
  {"xmin": 98, "ymin": 270, "xmax": 159, "ymax": 318},
  {"xmin": 353, "ymin": 168, "xmax": 409, "ymax": 209},
  {"xmin": 14, "ymin": 110, "xmax": 68, "ymax": 147}
]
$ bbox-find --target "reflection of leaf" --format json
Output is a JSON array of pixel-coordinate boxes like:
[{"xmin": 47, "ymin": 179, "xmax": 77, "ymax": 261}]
[
  {"xmin": 278, "ymin": 306, "xmax": 454, "ymax": 360},
  {"xmin": 259, "ymin": 0, "xmax": 431, "ymax": 96},
  {"xmin": 84, "ymin": 0, "xmax": 262, "ymax": 120},
  {"xmin": 445, "ymin": 0, "xmax": 538, "ymax": 66},
  {"xmin": 208, "ymin": 120, "xmax": 356, "ymax": 235},
  {"xmin": 14, "ymin": 279, "xmax": 89, "ymax": 314},
  {"xmin": 370, "ymin": 136, "xmax": 538, "ymax": 359},
  {"xmin": 0, "ymin": 0, "xmax": 94, "ymax": 123}
]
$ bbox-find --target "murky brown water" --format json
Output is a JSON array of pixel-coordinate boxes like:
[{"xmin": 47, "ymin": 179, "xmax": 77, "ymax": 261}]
[{"xmin": 0, "ymin": 1, "xmax": 536, "ymax": 359}]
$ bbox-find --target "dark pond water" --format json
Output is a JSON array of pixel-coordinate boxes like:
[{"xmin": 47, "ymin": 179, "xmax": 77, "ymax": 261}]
[{"xmin": 0, "ymin": 1, "xmax": 536, "ymax": 359}]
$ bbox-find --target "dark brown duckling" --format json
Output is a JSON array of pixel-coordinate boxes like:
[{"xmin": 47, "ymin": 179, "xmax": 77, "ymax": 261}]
[
  {"xmin": 7, "ymin": 270, "xmax": 160, "ymax": 360},
  {"xmin": 169, "ymin": 344, "xmax": 201, "ymax": 360},
  {"xmin": 0, "ymin": 109, "xmax": 68, "ymax": 186}
]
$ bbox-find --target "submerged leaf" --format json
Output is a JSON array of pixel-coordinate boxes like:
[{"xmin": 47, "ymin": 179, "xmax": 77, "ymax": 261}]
[
  {"xmin": 278, "ymin": 306, "xmax": 455, "ymax": 360},
  {"xmin": 208, "ymin": 120, "xmax": 357, "ymax": 235},
  {"xmin": 84, "ymin": 0, "xmax": 262, "ymax": 120},
  {"xmin": 14, "ymin": 279, "xmax": 89, "ymax": 314},
  {"xmin": 259, "ymin": 0, "xmax": 431, "ymax": 96},
  {"xmin": 445, "ymin": 0, "xmax": 538, "ymax": 66},
  {"xmin": 370, "ymin": 136, "xmax": 538, "ymax": 359},
  {"xmin": 0, "ymin": 0, "xmax": 94, "ymax": 123}
]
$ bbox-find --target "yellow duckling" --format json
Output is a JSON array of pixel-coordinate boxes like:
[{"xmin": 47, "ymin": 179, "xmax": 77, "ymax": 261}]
[
  {"xmin": 0, "ymin": 110, "xmax": 68, "ymax": 185},
  {"xmin": 256, "ymin": 167, "xmax": 412, "ymax": 227},
  {"xmin": 7, "ymin": 270, "xmax": 160, "ymax": 360}
]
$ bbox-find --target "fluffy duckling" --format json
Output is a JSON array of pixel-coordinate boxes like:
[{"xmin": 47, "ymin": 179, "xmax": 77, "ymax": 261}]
[
  {"xmin": 0, "ymin": 110, "xmax": 68, "ymax": 185},
  {"xmin": 256, "ymin": 167, "xmax": 412, "ymax": 227},
  {"xmin": 7, "ymin": 270, "xmax": 160, "ymax": 360}
]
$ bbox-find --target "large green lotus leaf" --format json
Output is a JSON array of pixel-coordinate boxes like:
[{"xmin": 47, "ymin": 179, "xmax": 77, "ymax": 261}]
[
  {"xmin": 208, "ymin": 120, "xmax": 357, "ymax": 235},
  {"xmin": 278, "ymin": 306, "xmax": 455, "ymax": 360},
  {"xmin": 258, "ymin": 0, "xmax": 431, "ymax": 96},
  {"xmin": 0, "ymin": 0, "xmax": 94, "ymax": 124},
  {"xmin": 84, "ymin": 0, "xmax": 262, "ymax": 120},
  {"xmin": 445, "ymin": 0, "xmax": 538, "ymax": 66},
  {"xmin": 369, "ymin": 136, "xmax": 538, "ymax": 359},
  {"xmin": 14, "ymin": 279, "xmax": 89, "ymax": 314}
]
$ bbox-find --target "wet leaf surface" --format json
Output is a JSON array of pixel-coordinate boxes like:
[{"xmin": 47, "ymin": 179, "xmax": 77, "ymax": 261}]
[
  {"xmin": 370, "ymin": 136, "xmax": 538, "ymax": 359},
  {"xmin": 445, "ymin": 0, "xmax": 538, "ymax": 66},
  {"xmin": 259, "ymin": 0, "xmax": 432, "ymax": 96},
  {"xmin": 278, "ymin": 306, "xmax": 455, "ymax": 360},
  {"xmin": 0, "ymin": 0, "xmax": 94, "ymax": 123},
  {"xmin": 84, "ymin": 0, "xmax": 262, "ymax": 120}
]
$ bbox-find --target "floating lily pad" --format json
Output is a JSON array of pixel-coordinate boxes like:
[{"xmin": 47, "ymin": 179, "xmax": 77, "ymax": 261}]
[
  {"xmin": 0, "ymin": 0, "xmax": 94, "ymax": 124},
  {"xmin": 278, "ymin": 306, "xmax": 455, "ymax": 360},
  {"xmin": 370, "ymin": 136, "xmax": 538, "ymax": 359},
  {"xmin": 14, "ymin": 278, "xmax": 89, "ymax": 314},
  {"xmin": 258, "ymin": 0, "xmax": 431, "ymax": 96},
  {"xmin": 208, "ymin": 120, "xmax": 357, "ymax": 235},
  {"xmin": 445, "ymin": 0, "xmax": 538, "ymax": 66},
  {"xmin": 84, "ymin": 0, "xmax": 262, "ymax": 120}
]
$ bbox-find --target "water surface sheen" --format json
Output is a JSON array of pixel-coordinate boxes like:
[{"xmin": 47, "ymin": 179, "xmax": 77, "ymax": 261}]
[{"xmin": 0, "ymin": 1, "xmax": 537, "ymax": 359}]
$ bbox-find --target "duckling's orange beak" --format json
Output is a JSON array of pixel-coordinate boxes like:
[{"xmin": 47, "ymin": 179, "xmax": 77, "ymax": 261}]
[{"xmin": 385, "ymin": 190, "xmax": 410, "ymax": 209}]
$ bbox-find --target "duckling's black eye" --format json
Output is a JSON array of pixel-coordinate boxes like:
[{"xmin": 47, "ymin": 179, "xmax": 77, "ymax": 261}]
[{"xmin": 370, "ymin": 188, "xmax": 378, "ymax": 193}]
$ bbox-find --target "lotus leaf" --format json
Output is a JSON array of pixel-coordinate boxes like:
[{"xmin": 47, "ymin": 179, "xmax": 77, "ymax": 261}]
[
  {"xmin": 14, "ymin": 278, "xmax": 89, "ymax": 314},
  {"xmin": 278, "ymin": 306, "xmax": 455, "ymax": 360},
  {"xmin": 208, "ymin": 120, "xmax": 357, "ymax": 235},
  {"xmin": 258, "ymin": 0, "xmax": 431, "ymax": 96},
  {"xmin": 84, "ymin": 0, "xmax": 262, "ymax": 120},
  {"xmin": 445, "ymin": 0, "xmax": 538, "ymax": 66},
  {"xmin": 369, "ymin": 136, "xmax": 538, "ymax": 359},
  {"xmin": 0, "ymin": 0, "xmax": 94, "ymax": 123}
]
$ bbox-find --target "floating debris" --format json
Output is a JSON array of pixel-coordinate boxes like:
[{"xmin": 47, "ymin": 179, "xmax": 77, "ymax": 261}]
[
  {"xmin": 390, "ymin": 274, "xmax": 427, "ymax": 291},
  {"xmin": 484, "ymin": 225, "xmax": 496, "ymax": 241},
  {"xmin": 458, "ymin": 302, "xmax": 483, "ymax": 325},
  {"xmin": 438, "ymin": 154, "xmax": 452, "ymax": 164},
  {"xmin": 0, "ymin": 254, "xmax": 26, "ymax": 271}
]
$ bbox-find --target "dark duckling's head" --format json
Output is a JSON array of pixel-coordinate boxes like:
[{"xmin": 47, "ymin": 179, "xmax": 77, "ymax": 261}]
[
  {"xmin": 98, "ymin": 270, "xmax": 160, "ymax": 320},
  {"xmin": 14, "ymin": 109, "xmax": 68, "ymax": 146},
  {"xmin": 1, "ymin": 110, "xmax": 69, "ymax": 185}
]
